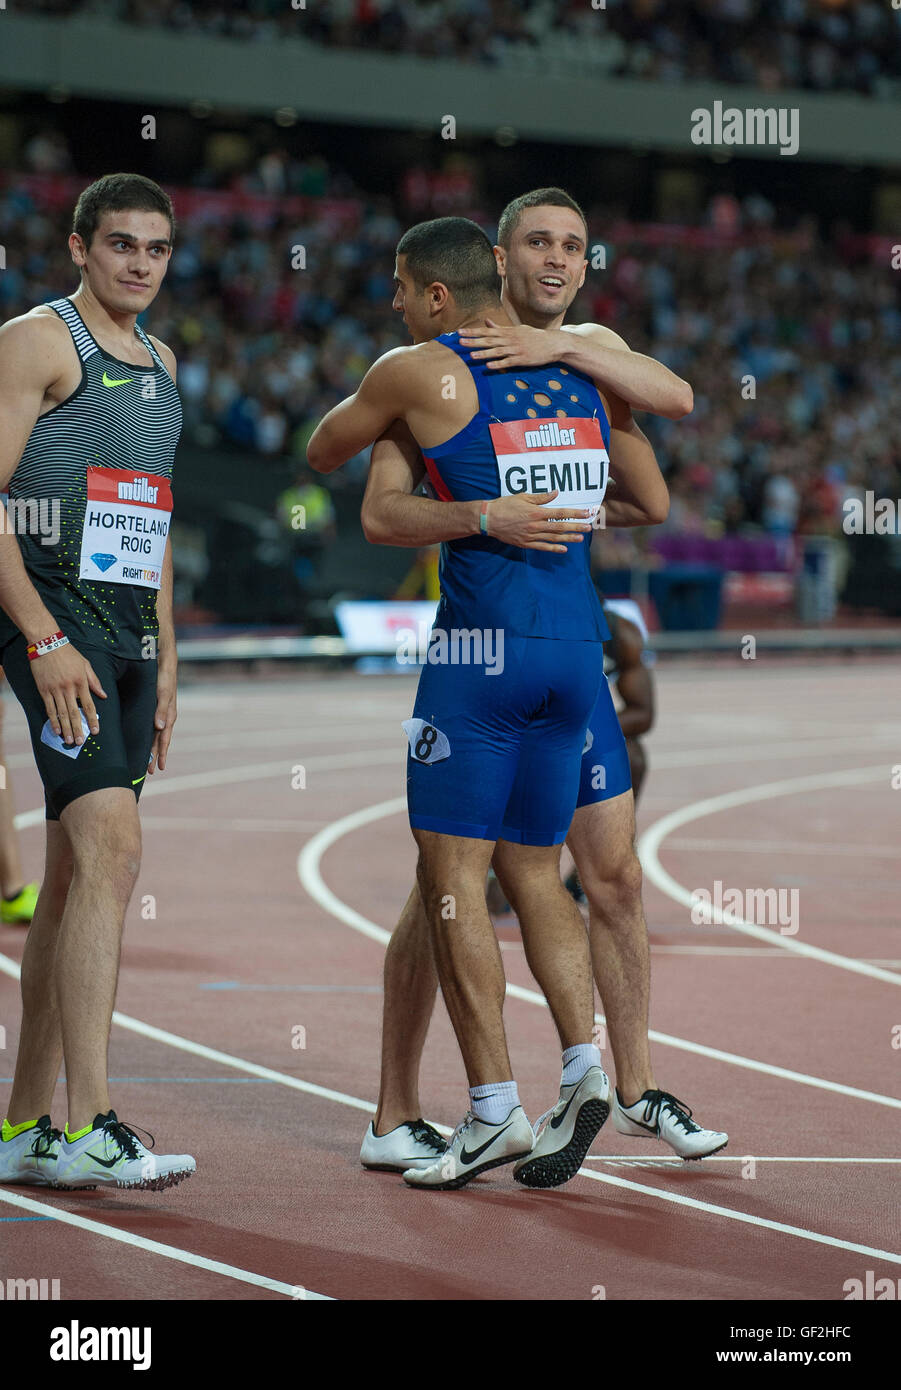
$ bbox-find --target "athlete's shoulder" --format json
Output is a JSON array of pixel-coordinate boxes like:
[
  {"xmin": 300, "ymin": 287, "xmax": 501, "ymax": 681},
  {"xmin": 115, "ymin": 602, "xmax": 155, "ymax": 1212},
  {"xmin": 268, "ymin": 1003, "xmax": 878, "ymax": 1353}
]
[
  {"xmin": 562, "ymin": 322, "xmax": 631, "ymax": 352},
  {"xmin": 376, "ymin": 341, "xmax": 450, "ymax": 366},
  {"xmin": 1, "ymin": 303, "xmax": 69, "ymax": 340},
  {"xmin": 0, "ymin": 306, "xmax": 72, "ymax": 377},
  {"xmin": 365, "ymin": 340, "xmax": 452, "ymax": 386},
  {"xmin": 146, "ymin": 333, "xmax": 177, "ymax": 379}
]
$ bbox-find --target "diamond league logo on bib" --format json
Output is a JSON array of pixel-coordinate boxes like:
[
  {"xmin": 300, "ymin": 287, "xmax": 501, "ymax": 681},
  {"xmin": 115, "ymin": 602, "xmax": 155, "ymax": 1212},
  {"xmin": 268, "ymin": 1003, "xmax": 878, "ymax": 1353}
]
[
  {"xmin": 489, "ymin": 416, "xmax": 609, "ymax": 522},
  {"xmin": 91, "ymin": 553, "xmax": 117, "ymax": 573}
]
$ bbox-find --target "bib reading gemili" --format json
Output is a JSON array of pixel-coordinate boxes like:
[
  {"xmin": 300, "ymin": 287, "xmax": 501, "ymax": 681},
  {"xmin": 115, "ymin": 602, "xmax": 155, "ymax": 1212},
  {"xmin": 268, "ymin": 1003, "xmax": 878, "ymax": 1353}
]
[{"xmin": 0, "ymin": 297, "xmax": 181, "ymax": 659}]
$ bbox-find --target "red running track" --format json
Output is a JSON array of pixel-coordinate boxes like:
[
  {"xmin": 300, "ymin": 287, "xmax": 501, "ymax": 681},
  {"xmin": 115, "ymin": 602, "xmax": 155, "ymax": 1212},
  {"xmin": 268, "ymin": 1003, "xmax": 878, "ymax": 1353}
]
[{"xmin": 1, "ymin": 658, "xmax": 899, "ymax": 1300}]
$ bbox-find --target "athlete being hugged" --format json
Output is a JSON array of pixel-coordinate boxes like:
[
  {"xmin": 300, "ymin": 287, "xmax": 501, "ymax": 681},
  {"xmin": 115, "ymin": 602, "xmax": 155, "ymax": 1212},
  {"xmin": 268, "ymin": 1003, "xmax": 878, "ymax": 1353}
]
[
  {"xmin": 313, "ymin": 190, "xmax": 728, "ymax": 1180},
  {"xmin": 0, "ymin": 173, "xmax": 195, "ymax": 1193}
]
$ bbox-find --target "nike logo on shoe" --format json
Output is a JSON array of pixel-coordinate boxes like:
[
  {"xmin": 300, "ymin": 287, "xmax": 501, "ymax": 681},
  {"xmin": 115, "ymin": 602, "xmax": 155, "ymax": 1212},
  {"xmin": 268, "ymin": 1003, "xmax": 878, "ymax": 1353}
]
[
  {"xmin": 550, "ymin": 1090, "xmax": 580, "ymax": 1130},
  {"xmin": 459, "ymin": 1122, "xmax": 512, "ymax": 1165},
  {"xmin": 83, "ymin": 1150, "xmax": 122, "ymax": 1168}
]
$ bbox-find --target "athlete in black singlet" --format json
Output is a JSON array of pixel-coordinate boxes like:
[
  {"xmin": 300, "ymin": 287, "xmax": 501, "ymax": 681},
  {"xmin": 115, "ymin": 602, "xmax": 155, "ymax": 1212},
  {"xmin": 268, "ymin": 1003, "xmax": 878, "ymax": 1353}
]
[{"xmin": 0, "ymin": 174, "xmax": 195, "ymax": 1193}]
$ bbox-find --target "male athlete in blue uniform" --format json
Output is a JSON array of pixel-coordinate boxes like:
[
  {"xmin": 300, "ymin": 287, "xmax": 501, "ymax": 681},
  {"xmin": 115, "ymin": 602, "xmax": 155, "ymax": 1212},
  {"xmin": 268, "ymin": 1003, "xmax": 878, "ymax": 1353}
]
[
  {"xmin": 310, "ymin": 217, "xmax": 619, "ymax": 1188},
  {"xmin": 313, "ymin": 190, "xmax": 728, "ymax": 1183}
]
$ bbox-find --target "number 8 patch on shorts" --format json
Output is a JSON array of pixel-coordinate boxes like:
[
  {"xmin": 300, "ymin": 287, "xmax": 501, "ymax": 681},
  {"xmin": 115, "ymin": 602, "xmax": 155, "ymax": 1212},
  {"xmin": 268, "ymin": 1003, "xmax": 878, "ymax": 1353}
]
[{"xmin": 403, "ymin": 718, "xmax": 451, "ymax": 765}]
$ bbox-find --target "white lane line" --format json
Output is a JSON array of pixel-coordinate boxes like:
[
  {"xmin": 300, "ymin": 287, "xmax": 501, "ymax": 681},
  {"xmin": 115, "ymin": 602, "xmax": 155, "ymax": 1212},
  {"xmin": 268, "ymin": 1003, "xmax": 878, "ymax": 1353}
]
[
  {"xmin": 9, "ymin": 749, "xmax": 405, "ymax": 833},
  {"xmin": 166, "ymin": 726, "xmax": 400, "ymax": 754},
  {"xmin": 139, "ymin": 817, "xmax": 330, "ymax": 833},
  {"xmin": 637, "ymin": 764, "xmax": 901, "ymax": 987},
  {"xmin": 2, "ymin": 947, "xmax": 896, "ymax": 1271},
  {"xmin": 667, "ymin": 837, "xmax": 901, "ymax": 859},
  {"xmin": 136, "ymin": 748, "xmax": 403, "ymax": 800},
  {"xmin": 585, "ymin": 1156, "xmax": 901, "ymax": 1164},
  {"xmin": 298, "ymin": 797, "xmax": 404, "ymax": 947},
  {"xmin": 651, "ymin": 733, "xmax": 901, "ymax": 770},
  {"xmin": 297, "ymin": 797, "xmax": 901, "ymax": 1111},
  {"xmin": 0, "ymin": 1189, "xmax": 331, "ymax": 1299},
  {"xmin": 0, "ymin": 951, "xmax": 379, "ymax": 1119},
  {"xmin": 3, "ymin": 749, "xmax": 897, "ymax": 1287},
  {"xmin": 575, "ymin": 1168, "xmax": 901, "ymax": 1266},
  {"xmin": 650, "ymin": 946, "xmax": 801, "ymax": 956}
]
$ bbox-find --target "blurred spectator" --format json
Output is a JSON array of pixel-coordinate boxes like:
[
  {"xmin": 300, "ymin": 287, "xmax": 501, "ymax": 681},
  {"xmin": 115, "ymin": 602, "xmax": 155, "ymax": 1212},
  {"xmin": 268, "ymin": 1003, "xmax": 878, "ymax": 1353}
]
[
  {"xmin": 276, "ymin": 466, "xmax": 337, "ymax": 587},
  {"xmin": 1, "ymin": 160, "xmax": 899, "ymax": 556}
]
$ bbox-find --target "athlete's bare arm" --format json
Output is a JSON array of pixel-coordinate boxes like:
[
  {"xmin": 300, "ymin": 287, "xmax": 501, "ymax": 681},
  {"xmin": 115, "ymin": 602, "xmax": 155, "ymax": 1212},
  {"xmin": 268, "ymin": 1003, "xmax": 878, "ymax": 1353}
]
[
  {"xmin": 150, "ymin": 536, "xmax": 177, "ymax": 775},
  {"xmin": 459, "ymin": 320, "xmax": 692, "ymax": 419},
  {"xmin": 309, "ymin": 336, "xmax": 518, "ymax": 474},
  {"xmin": 306, "ymin": 347, "xmax": 420, "ymax": 473},
  {"xmin": 601, "ymin": 392, "xmax": 670, "ymax": 528},
  {"xmin": 361, "ymin": 424, "xmax": 473, "ymax": 544},
  {"xmin": 144, "ymin": 335, "xmax": 178, "ymax": 775},
  {"xmin": 0, "ymin": 312, "xmax": 107, "ymax": 745},
  {"xmin": 361, "ymin": 423, "xmax": 594, "ymax": 554},
  {"xmin": 611, "ymin": 618, "xmax": 654, "ymax": 737}
]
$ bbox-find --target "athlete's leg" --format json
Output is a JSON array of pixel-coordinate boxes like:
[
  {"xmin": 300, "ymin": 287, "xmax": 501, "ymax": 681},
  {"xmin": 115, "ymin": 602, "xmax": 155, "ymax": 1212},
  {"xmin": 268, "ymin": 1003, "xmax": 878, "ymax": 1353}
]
[
  {"xmin": 492, "ymin": 839, "xmax": 594, "ymax": 1049},
  {"xmin": 5, "ymin": 822, "xmax": 73, "ymax": 1125},
  {"xmin": 373, "ymin": 884, "xmax": 439, "ymax": 1135},
  {"xmin": 626, "ymin": 736, "xmax": 647, "ymax": 801},
  {"xmin": 413, "ymin": 829, "xmax": 509, "ymax": 1086},
  {"xmin": 0, "ymin": 698, "xmax": 28, "ymax": 900},
  {"xmin": 56, "ymin": 787, "xmax": 141, "ymax": 1132},
  {"xmin": 567, "ymin": 792, "xmax": 655, "ymax": 1105}
]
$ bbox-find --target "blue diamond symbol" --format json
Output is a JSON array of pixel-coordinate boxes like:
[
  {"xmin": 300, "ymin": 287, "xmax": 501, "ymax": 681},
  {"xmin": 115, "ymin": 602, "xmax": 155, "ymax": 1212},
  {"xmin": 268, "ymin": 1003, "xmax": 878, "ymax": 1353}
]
[{"xmin": 91, "ymin": 553, "xmax": 116, "ymax": 572}]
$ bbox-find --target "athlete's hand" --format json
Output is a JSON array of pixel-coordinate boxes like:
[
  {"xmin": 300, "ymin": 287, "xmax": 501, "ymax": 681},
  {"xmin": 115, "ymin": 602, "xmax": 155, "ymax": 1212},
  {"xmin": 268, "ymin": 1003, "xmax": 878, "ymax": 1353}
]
[
  {"xmin": 29, "ymin": 643, "xmax": 106, "ymax": 746},
  {"xmin": 149, "ymin": 658, "xmax": 177, "ymax": 774},
  {"xmin": 458, "ymin": 321, "xmax": 567, "ymax": 370},
  {"xmin": 484, "ymin": 492, "xmax": 594, "ymax": 553}
]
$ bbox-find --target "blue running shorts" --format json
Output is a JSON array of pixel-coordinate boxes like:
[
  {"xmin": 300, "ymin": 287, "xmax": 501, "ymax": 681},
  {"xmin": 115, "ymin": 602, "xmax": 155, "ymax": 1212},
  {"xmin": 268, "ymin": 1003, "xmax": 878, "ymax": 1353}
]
[{"xmin": 405, "ymin": 634, "xmax": 604, "ymax": 846}]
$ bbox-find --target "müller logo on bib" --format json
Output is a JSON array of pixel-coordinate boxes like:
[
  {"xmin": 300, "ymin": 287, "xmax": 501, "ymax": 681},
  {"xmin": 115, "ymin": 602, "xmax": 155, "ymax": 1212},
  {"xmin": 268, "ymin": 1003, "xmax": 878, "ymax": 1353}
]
[
  {"xmin": 79, "ymin": 466, "xmax": 173, "ymax": 591},
  {"xmin": 490, "ymin": 416, "xmax": 609, "ymax": 517}
]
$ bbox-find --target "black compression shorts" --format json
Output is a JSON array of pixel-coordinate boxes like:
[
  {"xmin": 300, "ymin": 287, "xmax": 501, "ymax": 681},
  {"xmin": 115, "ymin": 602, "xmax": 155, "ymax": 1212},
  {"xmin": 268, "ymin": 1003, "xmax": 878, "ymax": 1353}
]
[{"xmin": 0, "ymin": 634, "xmax": 158, "ymax": 821}]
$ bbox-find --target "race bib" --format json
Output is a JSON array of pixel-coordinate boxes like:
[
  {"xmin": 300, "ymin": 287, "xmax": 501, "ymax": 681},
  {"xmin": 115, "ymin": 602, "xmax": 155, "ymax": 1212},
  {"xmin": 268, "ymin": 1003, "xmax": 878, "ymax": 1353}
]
[
  {"xmin": 489, "ymin": 417, "xmax": 609, "ymax": 520},
  {"xmin": 79, "ymin": 467, "xmax": 173, "ymax": 590},
  {"xmin": 403, "ymin": 717, "xmax": 451, "ymax": 765}
]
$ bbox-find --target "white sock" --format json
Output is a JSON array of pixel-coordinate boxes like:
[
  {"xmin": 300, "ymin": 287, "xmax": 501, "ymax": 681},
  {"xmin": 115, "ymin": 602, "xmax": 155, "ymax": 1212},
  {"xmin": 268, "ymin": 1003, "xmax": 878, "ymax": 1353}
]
[
  {"xmin": 469, "ymin": 1080, "xmax": 519, "ymax": 1125},
  {"xmin": 561, "ymin": 1043, "xmax": 601, "ymax": 1086}
]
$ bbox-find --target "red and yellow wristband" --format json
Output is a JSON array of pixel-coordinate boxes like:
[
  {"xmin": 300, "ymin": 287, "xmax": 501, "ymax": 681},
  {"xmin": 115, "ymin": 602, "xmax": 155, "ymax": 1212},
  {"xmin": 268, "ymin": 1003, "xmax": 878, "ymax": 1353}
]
[{"xmin": 26, "ymin": 631, "xmax": 69, "ymax": 662}]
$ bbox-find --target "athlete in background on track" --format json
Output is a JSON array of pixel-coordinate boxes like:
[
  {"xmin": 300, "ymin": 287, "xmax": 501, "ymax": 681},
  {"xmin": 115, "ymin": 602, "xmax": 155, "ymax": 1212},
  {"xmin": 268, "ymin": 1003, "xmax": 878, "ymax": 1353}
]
[
  {"xmin": 0, "ymin": 173, "xmax": 195, "ymax": 1193},
  {"xmin": 562, "ymin": 598, "xmax": 654, "ymax": 903},
  {"xmin": 0, "ymin": 670, "xmax": 41, "ymax": 923}
]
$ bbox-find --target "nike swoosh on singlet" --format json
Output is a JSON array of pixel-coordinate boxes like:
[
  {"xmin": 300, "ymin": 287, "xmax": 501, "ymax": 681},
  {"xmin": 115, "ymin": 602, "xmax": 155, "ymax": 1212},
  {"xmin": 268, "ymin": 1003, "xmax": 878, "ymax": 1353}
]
[
  {"xmin": 102, "ymin": 372, "xmax": 134, "ymax": 388},
  {"xmin": 459, "ymin": 1122, "xmax": 513, "ymax": 1165}
]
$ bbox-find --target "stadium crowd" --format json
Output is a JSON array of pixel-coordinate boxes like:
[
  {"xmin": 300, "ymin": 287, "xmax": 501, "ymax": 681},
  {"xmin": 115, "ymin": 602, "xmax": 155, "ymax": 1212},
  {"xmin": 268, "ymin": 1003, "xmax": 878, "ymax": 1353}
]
[
  {"xmin": 27, "ymin": 0, "xmax": 901, "ymax": 97},
  {"xmin": 1, "ymin": 145, "xmax": 899, "ymax": 551}
]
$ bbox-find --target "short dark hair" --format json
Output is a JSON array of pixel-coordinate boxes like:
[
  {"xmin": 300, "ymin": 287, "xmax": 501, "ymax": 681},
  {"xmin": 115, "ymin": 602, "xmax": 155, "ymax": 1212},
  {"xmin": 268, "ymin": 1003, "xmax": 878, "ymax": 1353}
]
[
  {"xmin": 497, "ymin": 187, "xmax": 587, "ymax": 249},
  {"xmin": 396, "ymin": 217, "xmax": 500, "ymax": 310},
  {"xmin": 72, "ymin": 173, "xmax": 175, "ymax": 249}
]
